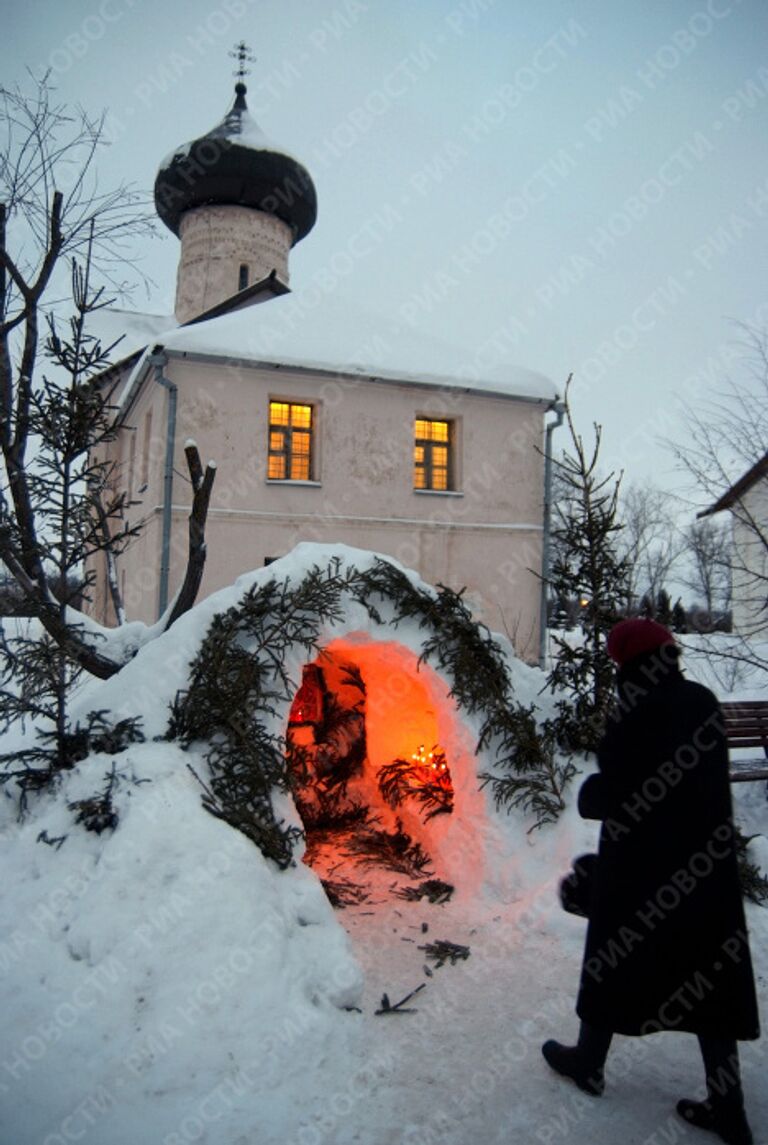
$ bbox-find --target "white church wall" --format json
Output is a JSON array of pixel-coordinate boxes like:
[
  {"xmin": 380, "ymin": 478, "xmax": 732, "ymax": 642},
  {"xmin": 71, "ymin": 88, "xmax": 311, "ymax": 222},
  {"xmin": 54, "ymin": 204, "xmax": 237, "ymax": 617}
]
[
  {"xmin": 731, "ymin": 479, "xmax": 768, "ymax": 638},
  {"xmin": 96, "ymin": 355, "xmax": 546, "ymax": 660}
]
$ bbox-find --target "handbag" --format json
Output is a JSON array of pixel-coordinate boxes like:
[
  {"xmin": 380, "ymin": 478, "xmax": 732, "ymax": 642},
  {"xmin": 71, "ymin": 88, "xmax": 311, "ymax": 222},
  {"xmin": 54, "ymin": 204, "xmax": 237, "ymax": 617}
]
[{"xmin": 559, "ymin": 852, "xmax": 597, "ymax": 918}]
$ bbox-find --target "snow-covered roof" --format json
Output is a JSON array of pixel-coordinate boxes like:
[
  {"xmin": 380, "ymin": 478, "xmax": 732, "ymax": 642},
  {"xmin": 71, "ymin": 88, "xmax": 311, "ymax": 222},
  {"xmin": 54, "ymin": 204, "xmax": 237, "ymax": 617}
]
[
  {"xmin": 120, "ymin": 290, "xmax": 557, "ymax": 405},
  {"xmin": 88, "ymin": 307, "xmax": 174, "ymax": 365},
  {"xmin": 699, "ymin": 451, "xmax": 768, "ymax": 517}
]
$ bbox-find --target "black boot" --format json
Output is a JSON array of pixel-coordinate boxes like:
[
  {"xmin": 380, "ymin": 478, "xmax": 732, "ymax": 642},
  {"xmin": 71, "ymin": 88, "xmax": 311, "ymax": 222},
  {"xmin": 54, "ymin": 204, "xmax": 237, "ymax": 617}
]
[
  {"xmin": 678, "ymin": 1036, "xmax": 754, "ymax": 1145},
  {"xmin": 541, "ymin": 1040, "xmax": 605, "ymax": 1097},
  {"xmin": 676, "ymin": 1098, "xmax": 753, "ymax": 1145}
]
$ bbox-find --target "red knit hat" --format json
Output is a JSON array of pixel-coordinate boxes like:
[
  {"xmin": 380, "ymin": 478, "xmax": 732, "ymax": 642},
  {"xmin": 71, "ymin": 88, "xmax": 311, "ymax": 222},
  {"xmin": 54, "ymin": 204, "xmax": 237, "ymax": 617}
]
[{"xmin": 606, "ymin": 618, "xmax": 677, "ymax": 667}]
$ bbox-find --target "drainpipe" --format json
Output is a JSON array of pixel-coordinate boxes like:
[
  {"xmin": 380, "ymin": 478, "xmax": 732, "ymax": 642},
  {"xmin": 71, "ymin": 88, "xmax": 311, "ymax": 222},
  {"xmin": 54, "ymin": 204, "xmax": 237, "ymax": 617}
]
[
  {"xmin": 539, "ymin": 399, "xmax": 566, "ymax": 669},
  {"xmin": 149, "ymin": 348, "xmax": 177, "ymax": 620}
]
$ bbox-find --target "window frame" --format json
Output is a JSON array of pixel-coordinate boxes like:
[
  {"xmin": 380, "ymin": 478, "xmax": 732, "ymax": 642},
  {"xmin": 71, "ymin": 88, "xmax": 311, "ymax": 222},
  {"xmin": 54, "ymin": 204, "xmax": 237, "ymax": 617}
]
[
  {"xmin": 267, "ymin": 399, "xmax": 317, "ymax": 482},
  {"xmin": 413, "ymin": 416, "xmax": 456, "ymax": 493}
]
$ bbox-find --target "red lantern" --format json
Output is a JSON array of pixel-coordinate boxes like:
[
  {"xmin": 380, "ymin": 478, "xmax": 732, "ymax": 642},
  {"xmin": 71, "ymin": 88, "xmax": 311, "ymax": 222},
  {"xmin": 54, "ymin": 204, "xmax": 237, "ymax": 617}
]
[{"xmin": 289, "ymin": 665, "xmax": 325, "ymax": 725}]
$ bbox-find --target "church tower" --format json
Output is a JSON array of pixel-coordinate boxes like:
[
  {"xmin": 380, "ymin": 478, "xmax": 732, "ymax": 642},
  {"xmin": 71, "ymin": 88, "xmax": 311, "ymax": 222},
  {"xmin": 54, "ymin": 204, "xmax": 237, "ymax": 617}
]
[{"xmin": 154, "ymin": 44, "xmax": 317, "ymax": 324}]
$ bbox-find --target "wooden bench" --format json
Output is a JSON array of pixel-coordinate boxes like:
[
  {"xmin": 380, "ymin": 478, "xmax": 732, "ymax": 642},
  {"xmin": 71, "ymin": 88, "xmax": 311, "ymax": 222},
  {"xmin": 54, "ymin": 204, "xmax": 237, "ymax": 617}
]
[{"xmin": 721, "ymin": 701, "xmax": 768, "ymax": 783}]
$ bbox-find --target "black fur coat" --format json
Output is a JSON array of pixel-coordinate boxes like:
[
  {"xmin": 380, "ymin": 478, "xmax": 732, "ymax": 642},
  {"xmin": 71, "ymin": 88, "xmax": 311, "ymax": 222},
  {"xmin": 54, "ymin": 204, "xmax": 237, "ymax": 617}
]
[{"xmin": 575, "ymin": 653, "xmax": 760, "ymax": 1040}]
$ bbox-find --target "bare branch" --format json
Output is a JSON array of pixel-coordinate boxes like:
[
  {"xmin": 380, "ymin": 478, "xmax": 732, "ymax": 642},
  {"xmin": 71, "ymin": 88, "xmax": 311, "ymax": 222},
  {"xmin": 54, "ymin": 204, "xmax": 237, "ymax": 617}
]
[
  {"xmin": 0, "ymin": 73, "xmax": 155, "ymax": 685},
  {"xmin": 0, "ymin": 71, "xmax": 218, "ymax": 711},
  {"xmin": 90, "ymin": 480, "xmax": 126, "ymax": 626},
  {"xmin": 166, "ymin": 443, "xmax": 217, "ymax": 629}
]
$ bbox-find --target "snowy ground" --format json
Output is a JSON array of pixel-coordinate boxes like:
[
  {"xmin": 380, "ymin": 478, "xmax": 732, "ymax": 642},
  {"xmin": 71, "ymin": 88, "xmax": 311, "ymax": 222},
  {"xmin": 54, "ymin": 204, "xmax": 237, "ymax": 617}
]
[
  {"xmin": 1, "ymin": 771, "xmax": 764, "ymax": 1145},
  {"xmin": 0, "ymin": 550, "xmax": 766, "ymax": 1145}
]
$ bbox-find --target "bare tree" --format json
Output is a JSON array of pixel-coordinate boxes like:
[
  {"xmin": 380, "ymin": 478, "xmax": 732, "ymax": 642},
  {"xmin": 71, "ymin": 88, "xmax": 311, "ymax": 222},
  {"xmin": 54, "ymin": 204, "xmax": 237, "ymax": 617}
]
[
  {"xmin": 669, "ymin": 324, "xmax": 768, "ymax": 664},
  {"xmin": 678, "ymin": 517, "xmax": 732, "ymax": 615},
  {"xmin": 617, "ymin": 482, "xmax": 683, "ymax": 609},
  {"xmin": 0, "ymin": 74, "xmax": 215, "ymax": 683},
  {"xmin": 670, "ymin": 324, "xmax": 768, "ymax": 497}
]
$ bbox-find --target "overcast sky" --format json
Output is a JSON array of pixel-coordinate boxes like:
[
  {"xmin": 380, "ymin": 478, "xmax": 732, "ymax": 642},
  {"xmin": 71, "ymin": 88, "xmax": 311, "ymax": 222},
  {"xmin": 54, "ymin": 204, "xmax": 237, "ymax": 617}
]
[{"xmin": 4, "ymin": 0, "xmax": 768, "ymax": 497}]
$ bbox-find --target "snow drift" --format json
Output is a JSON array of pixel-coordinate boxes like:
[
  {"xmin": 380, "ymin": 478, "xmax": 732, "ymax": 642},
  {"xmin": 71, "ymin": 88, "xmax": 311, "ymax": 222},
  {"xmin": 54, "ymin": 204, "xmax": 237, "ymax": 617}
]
[{"xmin": 0, "ymin": 544, "xmax": 765, "ymax": 1145}]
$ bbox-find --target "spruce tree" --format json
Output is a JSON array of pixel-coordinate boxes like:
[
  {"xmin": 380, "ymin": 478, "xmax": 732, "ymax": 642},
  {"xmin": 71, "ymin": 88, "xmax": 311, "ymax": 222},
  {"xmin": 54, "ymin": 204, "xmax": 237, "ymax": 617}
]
[
  {"xmin": 0, "ymin": 235, "xmax": 140, "ymax": 773},
  {"xmin": 545, "ymin": 382, "xmax": 629, "ymax": 752},
  {"xmin": 671, "ymin": 598, "xmax": 688, "ymax": 633},
  {"xmin": 656, "ymin": 588, "xmax": 673, "ymax": 627}
]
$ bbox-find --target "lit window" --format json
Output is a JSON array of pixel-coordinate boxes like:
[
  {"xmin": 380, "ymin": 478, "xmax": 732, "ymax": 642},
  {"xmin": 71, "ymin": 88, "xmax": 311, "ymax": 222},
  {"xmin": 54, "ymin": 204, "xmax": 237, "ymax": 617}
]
[
  {"xmin": 413, "ymin": 418, "xmax": 452, "ymax": 491},
  {"xmin": 268, "ymin": 401, "xmax": 314, "ymax": 480}
]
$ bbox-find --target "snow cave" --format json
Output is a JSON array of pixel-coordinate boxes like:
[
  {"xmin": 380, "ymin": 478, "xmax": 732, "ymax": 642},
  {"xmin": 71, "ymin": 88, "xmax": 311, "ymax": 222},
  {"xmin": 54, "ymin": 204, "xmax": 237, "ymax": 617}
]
[
  {"xmin": 284, "ymin": 635, "xmax": 489, "ymax": 903},
  {"xmin": 159, "ymin": 544, "xmax": 528, "ymax": 907}
]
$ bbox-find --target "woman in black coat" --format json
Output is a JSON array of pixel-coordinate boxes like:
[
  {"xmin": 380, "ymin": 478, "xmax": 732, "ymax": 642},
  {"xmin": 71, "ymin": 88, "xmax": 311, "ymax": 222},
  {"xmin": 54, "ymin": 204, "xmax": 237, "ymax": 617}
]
[{"xmin": 542, "ymin": 619, "xmax": 760, "ymax": 1145}]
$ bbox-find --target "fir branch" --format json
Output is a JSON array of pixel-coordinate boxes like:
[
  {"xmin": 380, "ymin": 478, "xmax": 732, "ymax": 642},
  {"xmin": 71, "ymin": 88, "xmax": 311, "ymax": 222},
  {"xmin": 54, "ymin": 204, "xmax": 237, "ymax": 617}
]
[
  {"xmin": 36, "ymin": 829, "xmax": 67, "ymax": 849},
  {"xmin": 0, "ymin": 709, "xmax": 143, "ymax": 818},
  {"xmin": 377, "ymin": 753, "xmax": 454, "ymax": 821},
  {"xmin": 375, "ymin": 983, "xmax": 426, "ymax": 1014},
  {"xmin": 320, "ymin": 876, "xmax": 370, "ymax": 909},
  {"xmin": 736, "ymin": 827, "xmax": 768, "ymax": 906},
  {"xmin": 394, "ymin": 878, "xmax": 454, "ymax": 904},
  {"xmin": 68, "ymin": 761, "xmax": 119, "ymax": 834},
  {"xmin": 298, "ymin": 798, "xmax": 372, "ymax": 836},
  {"xmin": 418, "ymin": 940, "xmax": 471, "ymax": 968},
  {"xmin": 343, "ymin": 819, "xmax": 433, "ymax": 879}
]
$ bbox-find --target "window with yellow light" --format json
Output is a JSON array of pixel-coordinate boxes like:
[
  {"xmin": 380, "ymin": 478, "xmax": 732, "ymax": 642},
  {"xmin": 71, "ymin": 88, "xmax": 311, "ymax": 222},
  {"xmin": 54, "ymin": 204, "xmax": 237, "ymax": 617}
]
[
  {"xmin": 413, "ymin": 418, "xmax": 452, "ymax": 491},
  {"xmin": 268, "ymin": 401, "xmax": 314, "ymax": 481}
]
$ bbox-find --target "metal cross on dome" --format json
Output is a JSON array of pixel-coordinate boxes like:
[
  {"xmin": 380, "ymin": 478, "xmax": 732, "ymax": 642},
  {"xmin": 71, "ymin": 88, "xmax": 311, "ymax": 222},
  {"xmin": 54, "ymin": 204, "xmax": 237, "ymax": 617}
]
[{"xmin": 230, "ymin": 41, "xmax": 255, "ymax": 80}]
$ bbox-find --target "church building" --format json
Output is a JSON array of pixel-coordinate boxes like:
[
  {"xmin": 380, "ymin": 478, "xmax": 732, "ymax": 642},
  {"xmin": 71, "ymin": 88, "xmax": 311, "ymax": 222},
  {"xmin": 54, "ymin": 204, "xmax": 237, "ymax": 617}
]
[
  {"xmin": 93, "ymin": 60, "xmax": 559, "ymax": 663},
  {"xmin": 700, "ymin": 452, "xmax": 768, "ymax": 639}
]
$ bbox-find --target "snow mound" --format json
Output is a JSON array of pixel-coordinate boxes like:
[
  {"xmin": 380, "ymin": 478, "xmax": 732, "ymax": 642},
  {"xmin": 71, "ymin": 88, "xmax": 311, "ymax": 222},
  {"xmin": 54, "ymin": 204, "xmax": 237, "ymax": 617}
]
[
  {"xmin": 0, "ymin": 739, "xmax": 362, "ymax": 1145},
  {"xmin": 1, "ymin": 546, "xmax": 765, "ymax": 1145}
]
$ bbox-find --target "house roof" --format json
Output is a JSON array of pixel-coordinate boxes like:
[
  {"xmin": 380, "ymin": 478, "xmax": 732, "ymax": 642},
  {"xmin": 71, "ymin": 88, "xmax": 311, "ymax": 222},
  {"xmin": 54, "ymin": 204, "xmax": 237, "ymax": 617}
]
[
  {"xmin": 698, "ymin": 451, "xmax": 768, "ymax": 516},
  {"xmin": 114, "ymin": 288, "xmax": 558, "ymax": 411},
  {"xmin": 90, "ymin": 308, "xmax": 175, "ymax": 360}
]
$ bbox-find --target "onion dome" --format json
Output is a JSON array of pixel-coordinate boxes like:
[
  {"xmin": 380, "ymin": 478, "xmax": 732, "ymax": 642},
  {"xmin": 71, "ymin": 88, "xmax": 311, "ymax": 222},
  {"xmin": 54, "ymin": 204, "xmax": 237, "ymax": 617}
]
[{"xmin": 154, "ymin": 82, "xmax": 317, "ymax": 245}]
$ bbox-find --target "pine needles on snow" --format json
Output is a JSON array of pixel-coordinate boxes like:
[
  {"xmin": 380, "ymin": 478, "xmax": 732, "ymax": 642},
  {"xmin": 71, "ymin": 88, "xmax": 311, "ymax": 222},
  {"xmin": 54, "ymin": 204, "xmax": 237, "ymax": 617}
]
[
  {"xmin": 0, "ymin": 709, "xmax": 144, "ymax": 818},
  {"xmin": 68, "ymin": 762, "xmax": 120, "ymax": 834},
  {"xmin": 320, "ymin": 876, "xmax": 370, "ymax": 909},
  {"xmin": 418, "ymin": 940, "xmax": 471, "ymax": 968},
  {"xmin": 394, "ymin": 879, "xmax": 454, "ymax": 903},
  {"xmin": 342, "ymin": 819, "xmax": 433, "ymax": 879},
  {"xmin": 736, "ymin": 827, "xmax": 768, "ymax": 905}
]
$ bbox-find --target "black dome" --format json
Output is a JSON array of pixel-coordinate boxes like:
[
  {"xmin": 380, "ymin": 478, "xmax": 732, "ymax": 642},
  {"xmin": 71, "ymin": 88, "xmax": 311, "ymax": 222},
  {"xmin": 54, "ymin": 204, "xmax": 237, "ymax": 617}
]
[{"xmin": 154, "ymin": 84, "xmax": 317, "ymax": 243}]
